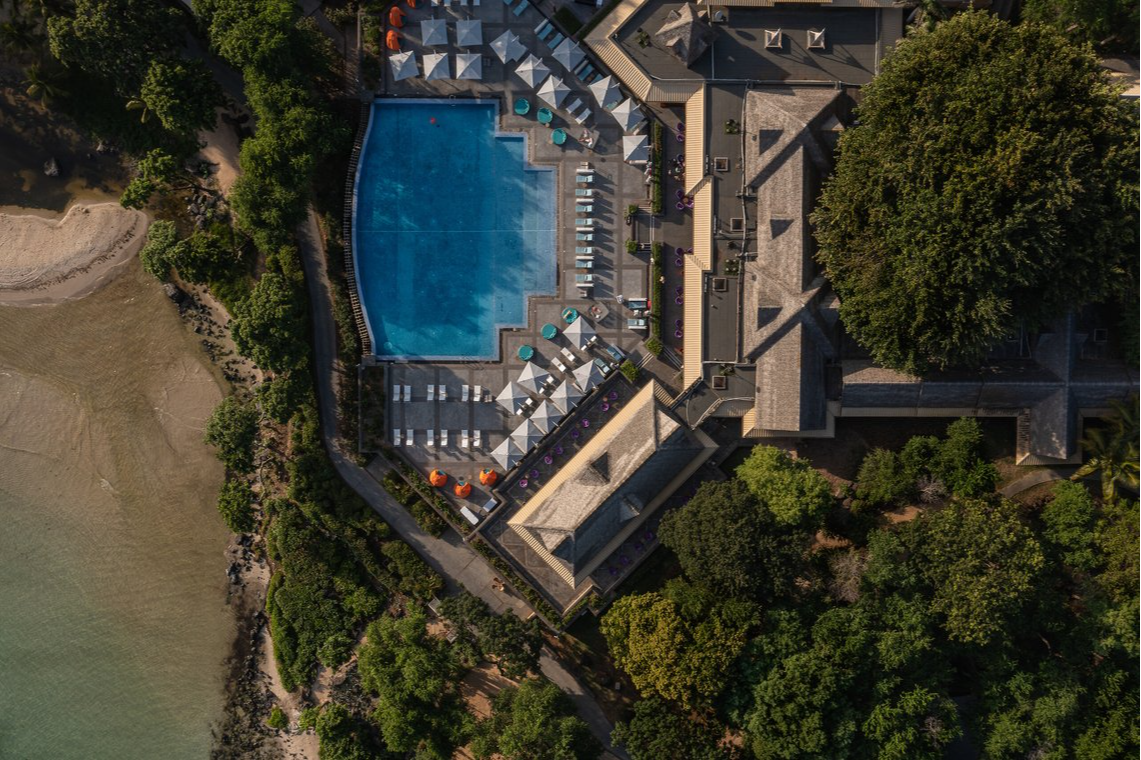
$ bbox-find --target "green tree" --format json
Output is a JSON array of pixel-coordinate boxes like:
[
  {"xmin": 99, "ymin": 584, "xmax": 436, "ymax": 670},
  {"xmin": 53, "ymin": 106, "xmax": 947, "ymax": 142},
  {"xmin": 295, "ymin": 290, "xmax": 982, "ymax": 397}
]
[
  {"xmin": 1041, "ymin": 481, "xmax": 1099, "ymax": 571},
  {"xmin": 735, "ymin": 446, "xmax": 833, "ymax": 527},
  {"xmin": 357, "ymin": 612, "xmax": 470, "ymax": 758},
  {"xmin": 930, "ymin": 418, "xmax": 998, "ymax": 497},
  {"xmin": 23, "ymin": 62, "xmax": 69, "ymax": 104},
  {"xmin": 267, "ymin": 704, "xmax": 288, "ymax": 730},
  {"xmin": 1071, "ymin": 398, "xmax": 1139, "ymax": 501},
  {"xmin": 600, "ymin": 581, "xmax": 754, "ymax": 710},
  {"xmin": 912, "ymin": 498, "xmax": 1045, "ymax": 645},
  {"xmin": 120, "ymin": 148, "xmax": 181, "ymax": 209},
  {"xmin": 47, "ymin": 0, "xmax": 179, "ymax": 93},
  {"xmin": 813, "ymin": 12, "xmax": 1139, "ymax": 373},
  {"xmin": 1022, "ymin": 0, "xmax": 1138, "ymax": 52},
  {"xmin": 230, "ymin": 272, "xmax": 309, "ymax": 373},
  {"xmin": 611, "ymin": 697, "xmax": 731, "ymax": 760},
  {"xmin": 217, "ymin": 475, "xmax": 255, "ymax": 533},
  {"xmin": 314, "ymin": 702, "xmax": 383, "ymax": 760},
  {"xmin": 258, "ymin": 371, "xmax": 312, "ymax": 424},
  {"xmin": 138, "ymin": 219, "xmax": 179, "ymax": 279},
  {"xmin": 659, "ymin": 479, "xmax": 809, "ymax": 602},
  {"xmin": 471, "ymin": 678, "xmax": 601, "ymax": 760},
  {"xmin": 854, "ymin": 448, "xmax": 915, "ymax": 510},
  {"xmin": 136, "ymin": 59, "xmax": 222, "ymax": 135},
  {"xmin": 204, "ymin": 395, "xmax": 259, "ymax": 473},
  {"xmin": 168, "ymin": 231, "xmax": 234, "ymax": 284}
]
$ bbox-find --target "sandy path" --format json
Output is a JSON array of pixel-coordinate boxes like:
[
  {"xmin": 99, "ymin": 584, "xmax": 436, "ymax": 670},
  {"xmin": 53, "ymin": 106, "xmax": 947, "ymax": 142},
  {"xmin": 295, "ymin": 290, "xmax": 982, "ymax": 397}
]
[{"xmin": 0, "ymin": 202, "xmax": 149, "ymax": 305}]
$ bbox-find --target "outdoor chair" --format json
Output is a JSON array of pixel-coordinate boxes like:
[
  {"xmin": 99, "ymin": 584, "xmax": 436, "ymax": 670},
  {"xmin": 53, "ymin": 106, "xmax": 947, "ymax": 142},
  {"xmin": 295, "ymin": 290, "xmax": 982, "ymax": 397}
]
[
  {"xmin": 462, "ymin": 384, "xmax": 470, "ymax": 402},
  {"xmin": 406, "ymin": 429, "xmax": 414, "ymax": 446},
  {"xmin": 575, "ymin": 245, "xmax": 593, "ymax": 254},
  {"xmin": 439, "ymin": 385, "xmax": 447, "ymax": 401},
  {"xmin": 462, "ymin": 429, "xmax": 470, "ymax": 448},
  {"xmin": 393, "ymin": 429, "xmax": 402, "ymax": 446},
  {"xmin": 441, "ymin": 429, "xmax": 449, "ymax": 447},
  {"xmin": 473, "ymin": 430, "xmax": 482, "ymax": 448},
  {"xmin": 428, "ymin": 384, "xmax": 436, "ymax": 401},
  {"xmin": 428, "ymin": 429, "xmax": 436, "ymax": 447},
  {"xmin": 404, "ymin": 385, "xmax": 412, "ymax": 401}
]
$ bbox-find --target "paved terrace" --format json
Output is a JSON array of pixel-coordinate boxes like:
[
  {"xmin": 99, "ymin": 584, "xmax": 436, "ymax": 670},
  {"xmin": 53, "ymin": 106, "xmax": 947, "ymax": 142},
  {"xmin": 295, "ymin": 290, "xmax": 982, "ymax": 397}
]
[{"xmin": 371, "ymin": 0, "xmax": 663, "ymax": 489}]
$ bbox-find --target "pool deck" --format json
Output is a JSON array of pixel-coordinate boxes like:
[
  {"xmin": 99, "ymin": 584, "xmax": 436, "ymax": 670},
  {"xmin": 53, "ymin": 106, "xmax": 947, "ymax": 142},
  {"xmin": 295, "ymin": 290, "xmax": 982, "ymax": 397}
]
[{"xmin": 372, "ymin": 0, "xmax": 660, "ymax": 493}]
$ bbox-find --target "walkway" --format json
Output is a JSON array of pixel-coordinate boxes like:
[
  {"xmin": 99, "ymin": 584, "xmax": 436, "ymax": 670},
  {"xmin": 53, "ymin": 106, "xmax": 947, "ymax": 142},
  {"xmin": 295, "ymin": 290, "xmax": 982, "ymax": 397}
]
[{"xmin": 296, "ymin": 211, "xmax": 624, "ymax": 757}]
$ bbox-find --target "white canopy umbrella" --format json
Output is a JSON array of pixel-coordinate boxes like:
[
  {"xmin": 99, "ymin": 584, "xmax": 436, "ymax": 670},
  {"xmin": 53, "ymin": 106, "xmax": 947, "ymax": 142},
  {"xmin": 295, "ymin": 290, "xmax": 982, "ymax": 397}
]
[
  {"xmin": 420, "ymin": 18, "xmax": 447, "ymax": 46},
  {"xmin": 514, "ymin": 54, "xmax": 549, "ymax": 88},
  {"xmin": 423, "ymin": 52, "xmax": 450, "ymax": 81},
  {"xmin": 511, "ymin": 419, "xmax": 544, "ymax": 451},
  {"xmin": 552, "ymin": 38, "xmax": 585, "ymax": 71},
  {"xmin": 573, "ymin": 360, "xmax": 605, "ymax": 393},
  {"xmin": 537, "ymin": 75, "xmax": 570, "ymax": 108},
  {"xmin": 389, "ymin": 50, "xmax": 418, "ymax": 82},
  {"xmin": 491, "ymin": 437, "xmax": 524, "ymax": 470},
  {"xmin": 496, "ymin": 382, "xmax": 529, "ymax": 415},
  {"xmin": 623, "ymin": 134, "xmax": 649, "ymax": 163},
  {"xmin": 490, "ymin": 30, "xmax": 525, "ymax": 64},
  {"xmin": 455, "ymin": 19, "xmax": 482, "ymax": 47},
  {"xmin": 564, "ymin": 316, "xmax": 598, "ymax": 350},
  {"xmin": 589, "ymin": 75, "xmax": 620, "ymax": 109},
  {"xmin": 530, "ymin": 400, "xmax": 564, "ymax": 434},
  {"xmin": 550, "ymin": 379, "xmax": 584, "ymax": 414},
  {"xmin": 515, "ymin": 361, "xmax": 551, "ymax": 395},
  {"xmin": 611, "ymin": 97, "xmax": 644, "ymax": 132},
  {"xmin": 455, "ymin": 52, "xmax": 482, "ymax": 80}
]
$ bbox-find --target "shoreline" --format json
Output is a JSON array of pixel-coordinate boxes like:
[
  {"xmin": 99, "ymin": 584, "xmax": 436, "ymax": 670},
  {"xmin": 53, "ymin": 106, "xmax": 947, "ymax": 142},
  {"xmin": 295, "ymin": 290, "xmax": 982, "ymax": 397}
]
[{"xmin": 0, "ymin": 202, "xmax": 149, "ymax": 307}]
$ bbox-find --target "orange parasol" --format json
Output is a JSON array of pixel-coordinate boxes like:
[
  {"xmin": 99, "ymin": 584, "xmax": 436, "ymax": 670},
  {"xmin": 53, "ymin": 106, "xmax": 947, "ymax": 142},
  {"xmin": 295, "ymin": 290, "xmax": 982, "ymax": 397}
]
[
  {"xmin": 429, "ymin": 469, "xmax": 447, "ymax": 487},
  {"xmin": 479, "ymin": 468, "xmax": 498, "ymax": 486},
  {"xmin": 454, "ymin": 479, "xmax": 472, "ymax": 498},
  {"xmin": 406, "ymin": 0, "xmax": 417, "ymax": 7},
  {"xmin": 386, "ymin": 29, "xmax": 402, "ymax": 51},
  {"xmin": 388, "ymin": 6, "xmax": 405, "ymax": 27}
]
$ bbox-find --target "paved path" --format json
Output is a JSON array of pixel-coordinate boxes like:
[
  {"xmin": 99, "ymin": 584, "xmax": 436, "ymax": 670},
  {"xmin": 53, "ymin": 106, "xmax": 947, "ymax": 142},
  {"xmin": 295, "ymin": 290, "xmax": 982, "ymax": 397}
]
[
  {"xmin": 999, "ymin": 467, "xmax": 1076, "ymax": 498},
  {"xmin": 296, "ymin": 212, "xmax": 624, "ymax": 757}
]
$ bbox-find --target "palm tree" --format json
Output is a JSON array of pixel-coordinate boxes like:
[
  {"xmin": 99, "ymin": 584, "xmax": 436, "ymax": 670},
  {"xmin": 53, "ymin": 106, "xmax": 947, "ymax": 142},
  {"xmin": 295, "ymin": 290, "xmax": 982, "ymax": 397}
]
[
  {"xmin": 126, "ymin": 98, "xmax": 152, "ymax": 124},
  {"xmin": 23, "ymin": 62, "xmax": 67, "ymax": 104},
  {"xmin": 1071, "ymin": 397, "xmax": 1140, "ymax": 501}
]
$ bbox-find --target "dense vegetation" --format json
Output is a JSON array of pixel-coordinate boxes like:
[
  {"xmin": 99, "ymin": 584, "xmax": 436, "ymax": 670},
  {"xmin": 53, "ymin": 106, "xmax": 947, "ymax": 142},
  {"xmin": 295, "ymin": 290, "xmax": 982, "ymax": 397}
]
[
  {"xmin": 814, "ymin": 13, "xmax": 1139, "ymax": 373},
  {"xmin": 603, "ymin": 431, "xmax": 1139, "ymax": 759}
]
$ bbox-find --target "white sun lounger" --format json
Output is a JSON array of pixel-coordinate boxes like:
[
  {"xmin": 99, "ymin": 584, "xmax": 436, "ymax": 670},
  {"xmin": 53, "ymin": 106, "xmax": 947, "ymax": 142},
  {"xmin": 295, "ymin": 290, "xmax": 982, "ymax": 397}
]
[
  {"xmin": 440, "ymin": 429, "xmax": 448, "ymax": 447},
  {"xmin": 576, "ymin": 273, "xmax": 594, "ymax": 283},
  {"xmin": 404, "ymin": 385, "xmax": 412, "ymax": 402},
  {"xmin": 576, "ymin": 232, "xmax": 593, "ymax": 241},
  {"xmin": 460, "ymin": 506, "xmax": 480, "ymax": 526},
  {"xmin": 573, "ymin": 108, "xmax": 592, "ymax": 126},
  {"xmin": 427, "ymin": 385, "xmax": 436, "ymax": 402},
  {"xmin": 576, "ymin": 256, "xmax": 594, "ymax": 269},
  {"xmin": 473, "ymin": 430, "xmax": 482, "ymax": 448},
  {"xmin": 576, "ymin": 217, "xmax": 595, "ymax": 227},
  {"xmin": 428, "ymin": 429, "xmax": 436, "ymax": 447},
  {"xmin": 476, "ymin": 384, "xmax": 486, "ymax": 402},
  {"xmin": 439, "ymin": 384, "xmax": 447, "ymax": 401},
  {"xmin": 575, "ymin": 188, "xmax": 593, "ymax": 197},
  {"xmin": 462, "ymin": 384, "xmax": 470, "ymax": 402},
  {"xmin": 576, "ymin": 246, "xmax": 593, "ymax": 254},
  {"xmin": 393, "ymin": 429, "xmax": 401, "ymax": 446},
  {"xmin": 576, "ymin": 204, "xmax": 592, "ymax": 214},
  {"xmin": 561, "ymin": 346, "xmax": 579, "ymax": 364},
  {"xmin": 462, "ymin": 429, "xmax": 470, "ymax": 448},
  {"xmin": 565, "ymin": 98, "xmax": 582, "ymax": 115},
  {"xmin": 552, "ymin": 357, "xmax": 567, "ymax": 373},
  {"xmin": 393, "ymin": 385, "xmax": 402, "ymax": 402},
  {"xmin": 406, "ymin": 429, "xmax": 414, "ymax": 446}
]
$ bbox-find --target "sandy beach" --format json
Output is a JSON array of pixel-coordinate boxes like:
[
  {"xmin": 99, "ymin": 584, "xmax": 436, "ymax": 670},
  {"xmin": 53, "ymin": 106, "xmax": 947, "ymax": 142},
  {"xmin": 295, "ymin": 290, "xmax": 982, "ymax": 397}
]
[{"xmin": 0, "ymin": 202, "xmax": 149, "ymax": 306}]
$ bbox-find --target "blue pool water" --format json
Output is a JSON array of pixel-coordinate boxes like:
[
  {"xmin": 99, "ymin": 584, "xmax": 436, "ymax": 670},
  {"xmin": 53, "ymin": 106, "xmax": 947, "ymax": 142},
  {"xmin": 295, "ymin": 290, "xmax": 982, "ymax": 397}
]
[{"xmin": 353, "ymin": 100, "xmax": 556, "ymax": 359}]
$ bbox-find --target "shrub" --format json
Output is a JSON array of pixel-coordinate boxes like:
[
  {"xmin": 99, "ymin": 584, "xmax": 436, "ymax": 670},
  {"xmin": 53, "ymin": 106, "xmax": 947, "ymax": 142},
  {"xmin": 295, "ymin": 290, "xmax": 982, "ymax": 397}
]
[
  {"xmin": 267, "ymin": 705, "xmax": 288, "ymax": 730},
  {"xmin": 205, "ymin": 395, "xmax": 259, "ymax": 473},
  {"xmin": 650, "ymin": 122, "xmax": 664, "ymax": 215},
  {"xmin": 217, "ymin": 476, "xmax": 256, "ymax": 533},
  {"xmin": 620, "ymin": 359, "xmax": 639, "ymax": 383},
  {"xmin": 139, "ymin": 220, "xmax": 179, "ymax": 279},
  {"xmin": 381, "ymin": 541, "xmax": 443, "ymax": 600},
  {"xmin": 625, "ymin": 239, "xmax": 637, "ymax": 254},
  {"xmin": 645, "ymin": 337, "xmax": 663, "ymax": 357},
  {"xmin": 853, "ymin": 448, "xmax": 915, "ymax": 511},
  {"xmin": 649, "ymin": 243, "xmax": 663, "ymax": 341}
]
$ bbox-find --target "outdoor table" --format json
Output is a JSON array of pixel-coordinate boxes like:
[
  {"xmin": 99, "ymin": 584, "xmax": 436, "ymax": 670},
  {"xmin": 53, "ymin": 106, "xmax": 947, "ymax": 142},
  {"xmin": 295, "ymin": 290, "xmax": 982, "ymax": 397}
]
[{"xmin": 537, "ymin": 107, "xmax": 553, "ymax": 125}]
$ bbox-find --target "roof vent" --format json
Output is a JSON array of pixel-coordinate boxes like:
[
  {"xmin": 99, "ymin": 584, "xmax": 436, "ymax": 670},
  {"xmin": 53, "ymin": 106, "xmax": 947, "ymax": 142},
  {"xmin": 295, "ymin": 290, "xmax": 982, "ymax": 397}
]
[
  {"xmin": 807, "ymin": 29, "xmax": 825, "ymax": 49},
  {"xmin": 714, "ymin": 156, "xmax": 730, "ymax": 172},
  {"xmin": 730, "ymin": 217, "xmax": 745, "ymax": 232},
  {"xmin": 711, "ymin": 375, "xmax": 728, "ymax": 390},
  {"xmin": 712, "ymin": 277, "xmax": 728, "ymax": 292},
  {"xmin": 619, "ymin": 494, "xmax": 644, "ymax": 521},
  {"xmin": 764, "ymin": 29, "xmax": 782, "ymax": 49},
  {"xmin": 588, "ymin": 453, "xmax": 611, "ymax": 483}
]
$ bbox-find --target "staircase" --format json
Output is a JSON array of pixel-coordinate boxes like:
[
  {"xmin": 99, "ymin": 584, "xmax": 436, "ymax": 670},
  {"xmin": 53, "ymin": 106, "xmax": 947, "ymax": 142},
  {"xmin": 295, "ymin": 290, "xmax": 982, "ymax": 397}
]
[{"xmin": 341, "ymin": 103, "xmax": 373, "ymax": 357}]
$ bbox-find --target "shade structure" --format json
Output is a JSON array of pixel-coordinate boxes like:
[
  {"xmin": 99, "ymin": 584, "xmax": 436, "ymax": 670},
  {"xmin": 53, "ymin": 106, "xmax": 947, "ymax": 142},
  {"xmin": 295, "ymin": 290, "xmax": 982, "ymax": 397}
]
[
  {"xmin": 623, "ymin": 133, "xmax": 649, "ymax": 163},
  {"xmin": 538, "ymin": 75, "xmax": 570, "ymax": 108},
  {"xmin": 454, "ymin": 479, "xmax": 472, "ymax": 498},
  {"xmin": 564, "ymin": 315, "xmax": 597, "ymax": 349},
  {"xmin": 514, "ymin": 54, "xmax": 549, "ymax": 88},
  {"xmin": 530, "ymin": 400, "xmax": 564, "ymax": 433},
  {"xmin": 552, "ymin": 38, "xmax": 585, "ymax": 71},
  {"xmin": 573, "ymin": 360, "xmax": 605, "ymax": 393},
  {"xmin": 490, "ymin": 30, "xmax": 525, "ymax": 64},
  {"xmin": 423, "ymin": 52, "xmax": 449, "ymax": 80},
  {"xmin": 389, "ymin": 50, "xmax": 418, "ymax": 81},
  {"xmin": 496, "ymin": 382, "xmax": 529, "ymax": 414},
  {"xmin": 479, "ymin": 468, "xmax": 498, "ymax": 486},
  {"xmin": 429, "ymin": 469, "xmax": 447, "ymax": 487},
  {"xmin": 386, "ymin": 29, "xmax": 402, "ymax": 51},
  {"xmin": 511, "ymin": 419, "xmax": 544, "ymax": 451},
  {"xmin": 611, "ymin": 97, "xmax": 644, "ymax": 132},
  {"xmin": 516, "ymin": 361, "xmax": 551, "ymax": 395},
  {"xmin": 491, "ymin": 438, "xmax": 524, "ymax": 470},
  {"xmin": 455, "ymin": 52, "xmax": 482, "ymax": 80},
  {"xmin": 455, "ymin": 19, "xmax": 482, "ymax": 47},
  {"xmin": 589, "ymin": 75, "xmax": 620, "ymax": 109},
  {"xmin": 420, "ymin": 18, "xmax": 447, "ymax": 46},
  {"xmin": 549, "ymin": 379, "xmax": 584, "ymax": 413}
]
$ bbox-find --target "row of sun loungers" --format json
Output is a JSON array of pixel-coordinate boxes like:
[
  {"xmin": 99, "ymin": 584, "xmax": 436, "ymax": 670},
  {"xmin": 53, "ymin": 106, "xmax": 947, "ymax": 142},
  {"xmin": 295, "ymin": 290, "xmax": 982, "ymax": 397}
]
[
  {"xmin": 393, "ymin": 429, "xmax": 485, "ymax": 448},
  {"xmin": 577, "ymin": 163, "xmax": 596, "ymax": 294},
  {"xmin": 392, "ymin": 384, "xmax": 492, "ymax": 402},
  {"xmin": 433, "ymin": 0, "xmax": 480, "ymax": 6}
]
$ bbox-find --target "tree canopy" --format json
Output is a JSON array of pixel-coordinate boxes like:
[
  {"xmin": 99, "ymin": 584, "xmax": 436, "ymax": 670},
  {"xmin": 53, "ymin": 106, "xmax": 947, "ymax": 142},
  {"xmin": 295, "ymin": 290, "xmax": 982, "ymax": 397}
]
[
  {"xmin": 813, "ymin": 12, "xmax": 1139, "ymax": 373},
  {"xmin": 204, "ymin": 395, "xmax": 259, "ymax": 473},
  {"xmin": 471, "ymin": 678, "xmax": 601, "ymax": 760}
]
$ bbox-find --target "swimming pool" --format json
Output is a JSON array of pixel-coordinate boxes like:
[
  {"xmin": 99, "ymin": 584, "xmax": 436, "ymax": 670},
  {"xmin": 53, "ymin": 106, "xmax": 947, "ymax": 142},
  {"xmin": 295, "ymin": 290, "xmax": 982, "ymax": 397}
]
[{"xmin": 353, "ymin": 99, "xmax": 556, "ymax": 360}]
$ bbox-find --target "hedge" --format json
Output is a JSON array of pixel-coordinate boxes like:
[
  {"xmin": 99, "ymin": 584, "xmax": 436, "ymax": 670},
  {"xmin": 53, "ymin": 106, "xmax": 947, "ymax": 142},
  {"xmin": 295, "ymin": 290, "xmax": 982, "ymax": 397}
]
[
  {"xmin": 651, "ymin": 121, "xmax": 664, "ymax": 215},
  {"xmin": 650, "ymin": 242, "xmax": 663, "ymax": 342},
  {"xmin": 382, "ymin": 471, "xmax": 448, "ymax": 537}
]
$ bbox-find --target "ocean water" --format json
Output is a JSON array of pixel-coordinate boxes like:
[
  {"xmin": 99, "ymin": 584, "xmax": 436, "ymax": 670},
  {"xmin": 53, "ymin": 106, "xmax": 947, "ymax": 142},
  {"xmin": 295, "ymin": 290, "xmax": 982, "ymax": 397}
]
[
  {"xmin": 353, "ymin": 99, "xmax": 556, "ymax": 360},
  {"xmin": 0, "ymin": 263, "xmax": 233, "ymax": 759}
]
